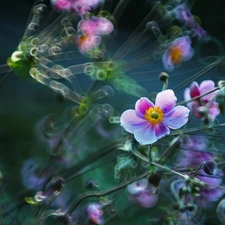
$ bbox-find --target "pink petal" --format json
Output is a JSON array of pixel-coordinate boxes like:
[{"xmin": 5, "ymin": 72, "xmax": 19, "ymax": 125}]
[
  {"xmin": 135, "ymin": 97, "xmax": 154, "ymax": 118},
  {"xmin": 155, "ymin": 89, "xmax": 177, "ymax": 114},
  {"xmin": 208, "ymin": 102, "xmax": 220, "ymax": 120},
  {"xmin": 183, "ymin": 87, "xmax": 194, "ymax": 109},
  {"xmin": 162, "ymin": 51, "xmax": 174, "ymax": 72},
  {"xmin": 164, "ymin": 106, "xmax": 190, "ymax": 129},
  {"xmin": 182, "ymin": 47, "xmax": 194, "ymax": 62},
  {"xmin": 173, "ymin": 36, "xmax": 191, "ymax": 47},
  {"xmin": 95, "ymin": 17, "xmax": 114, "ymax": 35},
  {"xmin": 136, "ymin": 192, "xmax": 158, "ymax": 208},
  {"xmin": 199, "ymin": 80, "xmax": 217, "ymax": 101},
  {"xmin": 189, "ymin": 81, "xmax": 200, "ymax": 98},
  {"xmin": 133, "ymin": 124, "xmax": 158, "ymax": 145},
  {"xmin": 120, "ymin": 109, "xmax": 147, "ymax": 133},
  {"xmin": 155, "ymin": 123, "xmax": 170, "ymax": 139}
]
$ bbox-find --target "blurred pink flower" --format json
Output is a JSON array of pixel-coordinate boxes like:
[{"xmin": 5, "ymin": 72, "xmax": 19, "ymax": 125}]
[
  {"xmin": 120, "ymin": 89, "xmax": 190, "ymax": 145},
  {"xmin": 184, "ymin": 80, "xmax": 220, "ymax": 120},
  {"xmin": 76, "ymin": 34, "xmax": 102, "ymax": 52},
  {"xmin": 51, "ymin": 0, "xmax": 102, "ymax": 15},
  {"xmin": 76, "ymin": 17, "xmax": 114, "ymax": 53},
  {"xmin": 87, "ymin": 203, "xmax": 104, "ymax": 225},
  {"xmin": 172, "ymin": 3, "xmax": 208, "ymax": 40},
  {"xmin": 77, "ymin": 17, "xmax": 114, "ymax": 35},
  {"xmin": 162, "ymin": 36, "xmax": 194, "ymax": 71},
  {"xmin": 127, "ymin": 178, "xmax": 158, "ymax": 208},
  {"xmin": 51, "ymin": 0, "xmax": 72, "ymax": 11}
]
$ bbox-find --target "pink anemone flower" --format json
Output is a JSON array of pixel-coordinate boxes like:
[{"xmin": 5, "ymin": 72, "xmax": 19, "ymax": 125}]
[
  {"xmin": 162, "ymin": 36, "xmax": 194, "ymax": 71},
  {"xmin": 184, "ymin": 80, "xmax": 220, "ymax": 121},
  {"xmin": 120, "ymin": 89, "xmax": 190, "ymax": 145}
]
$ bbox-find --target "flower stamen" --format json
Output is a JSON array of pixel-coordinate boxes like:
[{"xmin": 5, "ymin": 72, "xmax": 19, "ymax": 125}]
[
  {"xmin": 169, "ymin": 46, "xmax": 183, "ymax": 64},
  {"xmin": 145, "ymin": 106, "xmax": 164, "ymax": 125}
]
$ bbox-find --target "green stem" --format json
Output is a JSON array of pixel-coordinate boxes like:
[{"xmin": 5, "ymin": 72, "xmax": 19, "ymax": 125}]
[{"xmin": 65, "ymin": 170, "xmax": 150, "ymax": 214}]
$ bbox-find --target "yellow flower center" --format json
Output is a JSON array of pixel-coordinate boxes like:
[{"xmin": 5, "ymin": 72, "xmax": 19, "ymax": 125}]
[
  {"xmin": 169, "ymin": 46, "xmax": 183, "ymax": 65},
  {"xmin": 144, "ymin": 106, "xmax": 165, "ymax": 125}
]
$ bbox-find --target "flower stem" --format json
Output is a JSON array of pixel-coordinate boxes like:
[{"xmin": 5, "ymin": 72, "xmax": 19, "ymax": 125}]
[{"xmin": 65, "ymin": 170, "xmax": 150, "ymax": 214}]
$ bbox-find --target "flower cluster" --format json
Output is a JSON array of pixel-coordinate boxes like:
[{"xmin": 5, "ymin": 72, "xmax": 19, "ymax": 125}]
[
  {"xmin": 176, "ymin": 135, "xmax": 224, "ymax": 208},
  {"xmin": 2, "ymin": 0, "xmax": 225, "ymax": 224}
]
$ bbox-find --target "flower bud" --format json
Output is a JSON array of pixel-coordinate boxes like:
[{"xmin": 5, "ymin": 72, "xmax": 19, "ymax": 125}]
[
  {"xmin": 197, "ymin": 106, "xmax": 208, "ymax": 117},
  {"xmin": 148, "ymin": 172, "xmax": 161, "ymax": 188},
  {"xmin": 203, "ymin": 160, "xmax": 217, "ymax": 175},
  {"xmin": 158, "ymin": 72, "xmax": 169, "ymax": 82},
  {"xmin": 218, "ymin": 80, "xmax": 225, "ymax": 89},
  {"xmin": 83, "ymin": 178, "xmax": 99, "ymax": 190}
]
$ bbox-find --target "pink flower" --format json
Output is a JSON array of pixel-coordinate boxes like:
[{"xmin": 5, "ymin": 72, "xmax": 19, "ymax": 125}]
[
  {"xmin": 127, "ymin": 178, "xmax": 158, "ymax": 208},
  {"xmin": 162, "ymin": 36, "xmax": 194, "ymax": 71},
  {"xmin": 77, "ymin": 17, "xmax": 114, "ymax": 35},
  {"xmin": 76, "ymin": 34, "xmax": 101, "ymax": 52},
  {"xmin": 51, "ymin": 0, "xmax": 72, "ymax": 11},
  {"xmin": 87, "ymin": 203, "xmax": 104, "ymax": 225},
  {"xmin": 76, "ymin": 17, "xmax": 114, "ymax": 53},
  {"xmin": 184, "ymin": 80, "xmax": 220, "ymax": 120},
  {"xmin": 120, "ymin": 90, "xmax": 190, "ymax": 145},
  {"xmin": 51, "ymin": 0, "xmax": 102, "ymax": 15}
]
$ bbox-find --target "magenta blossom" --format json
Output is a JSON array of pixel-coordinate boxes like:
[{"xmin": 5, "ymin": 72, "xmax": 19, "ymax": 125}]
[
  {"xmin": 127, "ymin": 178, "xmax": 158, "ymax": 208},
  {"xmin": 51, "ymin": 0, "xmax": 72, "ymax": 11},
  {"xmin": 184, "ymin": 80, "xmax": 220, "ymax": 121},
  {"xmin": 51, "ymin": 0, "xmax": 102, "ymax": 15},
  {"xmin": 162, "ymin": 36, "xmax": 194, "ymax": 71},
  {"xmin": 120, "ymin": 89, "xmax": 190, "ymax": 145}
]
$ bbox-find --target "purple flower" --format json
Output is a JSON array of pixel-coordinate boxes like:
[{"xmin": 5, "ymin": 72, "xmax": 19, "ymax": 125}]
[
  {"xmin": 176, "ymin": 135, "xmax": 225, "ymax": 207},
  {"xmin": 184, "ymin": 80, "xmax": 220, "ymax": 121},
  {"xmin": 21, "ymin": 158, "xmax": 48, "ymax": 190},
  {"xmin": 177, "ymin": 135, "xmax": 213, "ymax": 167},
  {"xmin": 120, "ymin": 89, "xmax": 190, "ymax": 145},
  {"xmin": 87, "ymin": 203, "xmax": 104, "ymax": 225},
  {"xmin": 127, "ymin": 178, "xmax": 158, "ymax": 208},
  {"xmin": 171, "ymin": 3, "xmax": 208, "ymax": 40},
  {"xmin": 162, "ymin": 36, "xmax": 194, "ymax": 71}
]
